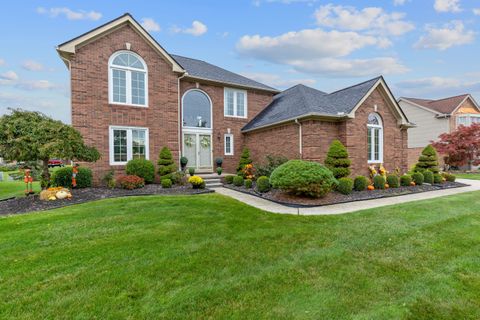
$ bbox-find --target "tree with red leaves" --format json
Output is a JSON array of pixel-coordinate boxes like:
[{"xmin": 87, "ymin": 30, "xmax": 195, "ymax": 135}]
[{"xmin": 432, "ymin": 123, "xmax": 480, "ymax": 170}]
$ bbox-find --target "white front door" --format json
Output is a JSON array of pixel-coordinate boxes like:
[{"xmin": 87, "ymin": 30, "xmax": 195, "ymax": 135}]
[{"xmin": 183, "ymin": 132, "xmax": 212, "ymax": 170}]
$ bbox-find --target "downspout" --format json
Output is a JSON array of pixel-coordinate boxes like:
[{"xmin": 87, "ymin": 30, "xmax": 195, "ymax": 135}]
[
  {"xmin": 177, "ymin": 72, "xmax": 188, "ymax": 168},
  {"xmin": 295, "ymin": 119, "xmax": 303, "ymax": 159}
]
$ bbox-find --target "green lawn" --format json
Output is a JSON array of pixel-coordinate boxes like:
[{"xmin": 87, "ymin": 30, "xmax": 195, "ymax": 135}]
[
  {"xmin": 0, "ymin": 180, "xmax": 41, "ymax": 200},
  {"xmin": 455, "ymin": 173, "xmax": 480, "ymax": 180},
  {"xmin": 1, "ymin": 193, "xmax": 480, "ymax": 319}
]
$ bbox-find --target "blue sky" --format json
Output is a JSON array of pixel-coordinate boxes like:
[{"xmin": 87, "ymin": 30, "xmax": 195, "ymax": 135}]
[{"xmin": 1, "ymin": 0, "xmax": 480, "ymax": 123}]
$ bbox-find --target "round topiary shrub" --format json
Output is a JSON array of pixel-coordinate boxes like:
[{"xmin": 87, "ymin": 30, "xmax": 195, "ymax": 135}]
[
  {"xmin": 126, "ymin": 159, "xmax": 155, "ymax": 184},
  {"xmin": 52, "ymin": 167, "xmax": 92, "ymax": 188},
  {"xmin": 256, "ymin": 176, "xmax": 271, "ymax": 193},
  {"xmin": 433, "ymin": 173, "xmax": 443, "ymax": 184},
  {"xmin": 270, "ymin": 160, "xmax": 338, "ymax": 198},
  {"xmin": 337, "ymin": 177, "xmax": 353, "ymax": 195},
  {"xmin": 400, "ymin": 174, "xmax": 412, "ymax": 187},
  {"xmin": 411, "ymin": 172, "xmax": 424, "ymax": 186},
  {"xmin": 161, "ymin": 178, "xmax": 172, "ymax": 188},
  {"xmin": 233, "ymin": 175, "xmax": 244, "ymax": 187},
  {"xmin": 386, "ymin": 174, "xmax": 400, "ymax": 188},
  {"xmin": 224, "ymin": 175, "xmax": 235, "ymax": 184},
  {"xmin": 423, "ymin": 170, "xmax": 434, "ymax": 184},
  {"xmin": 245, "ymin": 179, "xmax": 253, "ymax": 189},
  {"xmin": 442, "ymin": 172, "xmax": 456, "ymax": 182},
  {"xmin": 353, "ymin": 176, "xmax": 369, "ymax": 191},
  {"xmin": 373, "ymin": 175, "xmax": 386, "ymax": 190}
]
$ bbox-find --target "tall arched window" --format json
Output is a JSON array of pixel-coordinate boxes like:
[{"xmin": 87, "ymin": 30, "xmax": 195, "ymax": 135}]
[
  {"xmin": 109, "ymin": 51, "xmax": 148, "ymax": 106},
  {"xmin": 182, "ymin": 89, "xmax": 212, "ymax": 129},
  {"xmin": 367, "ymin": 113, "xmax": 383, "ymax": 163}
]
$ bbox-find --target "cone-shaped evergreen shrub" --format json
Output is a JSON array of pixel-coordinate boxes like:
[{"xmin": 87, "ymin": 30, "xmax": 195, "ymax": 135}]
[
  {"xmin": 324, "ymin": 140, "xmax": 351, "ymax": 179},
  {"xmin": 414, "ymin": 145, "xmax": 439, "ymax": 173},
  {"xmin": 237, "ymin": 147, "xmax": 253, "ymax": 174},
  {"xmin": 158, "ymin": 147, "xmax": 177, "ymax": 178}
]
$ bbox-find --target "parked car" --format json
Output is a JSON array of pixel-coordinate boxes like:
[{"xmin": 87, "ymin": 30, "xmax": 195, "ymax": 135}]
[{"xmin": 48, "ymin": 159, "xmax": 64, "ymax": 168}]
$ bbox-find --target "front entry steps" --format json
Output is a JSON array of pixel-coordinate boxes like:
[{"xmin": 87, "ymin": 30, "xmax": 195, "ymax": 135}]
[{"xmin": 196, "ymin": 172, "xmax": 228, "ymax": 188}]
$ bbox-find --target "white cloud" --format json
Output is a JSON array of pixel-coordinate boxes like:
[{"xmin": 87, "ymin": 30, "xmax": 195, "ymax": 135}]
[
  {"xmin": 141, "ymin": 18, "xmax": 161, "ymax": 32},
  {"xmin": 393, "ymin": 0, "xmax": 409, "ymax": 6},
  {"xmin": 0, "ymin": 58, "xmax": 4, "ymax": 66},
  {"xmin": 473, "ymin": 8, "xmax": 480, "ymax": 15},
  {"xmin": 314, "ymin": 4, "xmax": 415, "ymax": 36},
  {"xmin": 22, "ymin": 60, "xmax": 44, "ymax": 71},
  {"xmin": 16, "ymin": 80, "xmax": 57, "ymax": 90},
  {"xmin": 37, "ymin": 7, "xmax": 102, "ymax": 21},
  {"xmin": 172, "ymin": 20, "xmax": 208, "ymax": 36},
  {"xmin": 434, "ymin": 0, "xmax": 462, "ymax": 13},
  {"xmin": 241, "ymin": 72, "xmax": 316, "ymax": 88},
  {"xmin": 414, "ymin": 21, "xmax": 475, "ymax": 50},
  {"xmin": 395, "ymin": 76, "xmax": 480, "ymax": 97},
  {"xmin": 0, "ymin": 71, "xmax": 19, "ymax": 82}
]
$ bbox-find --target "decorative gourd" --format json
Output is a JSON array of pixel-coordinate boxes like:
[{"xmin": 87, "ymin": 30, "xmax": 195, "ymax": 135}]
[
  {"xmin": 48, "ymin": 196, "xmax": 56, "ymax": 201},
  {"xmin": 410, "ymin": 181, "xmax": 416, "ymax": 186},
  {"xmin": 385, "ymin": 184, "xmax": 390, "ymax": 189},
  {"xmin": 367, "ymin": 185, "xmax": 375, "ymax": 191},
  {"xmin": 56, "ymin": 190, "xmax": 69, "ymax": 200}
]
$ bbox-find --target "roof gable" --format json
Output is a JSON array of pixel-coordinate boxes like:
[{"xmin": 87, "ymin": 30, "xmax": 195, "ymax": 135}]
[{"xmin": 399, "ymin": 94, "xmax": 474, "ymax": 115}]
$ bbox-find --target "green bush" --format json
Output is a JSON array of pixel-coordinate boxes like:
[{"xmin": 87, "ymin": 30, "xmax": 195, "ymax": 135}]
[
  {"xmin": 102, "ymin": 170, "xmax": 116, "ymax": 189},
  {"xmin": 224, "ymin": 175, "xmax": 235, "ymax": 184},
  {"xmin": 433, "ymin": 173, "xmax": 443, "ymax": 184},
  {"xmin": 324, "ymin": 140, "xmax": 351, "ymax": 179},
  {"xmin": 161, "ymin": 178, "xmax": 172, "ymax": 188},
  {"xmin": 237, "ymin": 148, "xmax": 252, "ymax": 175},
  {"xmin": 255, "ymin": 155, "xmax": 289, "ymax": 177},
  {"xmin": 411, "ymin": 172, "xmax": 424, "ymax": 186},
  {"xmin": 270, "ymin": 160, "xmax": 337, "ymax": 198},
  {"xmin": 414, "ymin": 145, "xmax": 439, "ymax": 174},
  {"xmin": 373, "ymin": 175, "xmax": 386, "ymax": 190},
  {"xmin": 188, "ymin": 167, "xmax": 195, "ymax": 176},
  {"xmin": 245, "ymin": 179, "xmax": 253, "ymax": 189},
  {"xmin": 353, "ymin": 176, "xmax": 369, "ymax": 191},
  {"xmin": 52, "ymin": 167, "xmax": 92, "ymax": 188},
  {"xmin": 256, "ymin": 176, "xmax": 271, "ymax": 193},
  {"xmin": 423, "ymin": 170, "xmax": 434, "ymax": 184},
  {"xmin": 158, "ymin": 147, "xmax": 177, "ymax": 178},
  {"xmin": 233, "ymin": 176, "xmax": 244, "ymax": 187},
  {"xmin": 337, "ymin": 177, "xmax": 353, "ymax": 195},
  {"xmin": 126, "ymin": 159, "xmax": 155, "ymax": 184},
  {"xmin": 180, "ymin": 156, "xmax": 188, "ymax": 169},
  {"xmin": 442, "ymin": 172, "xmax": 456, "ymax": 182},
  {"xmin": 117, "ymin": 175, "xmax": 144, "ymax": 190},
  {"xmin": 400, "ymin": 174, "xmax": 412, "ymax": 187},
  {"xmin": 386, "ymin": 174, "xmax": 400, "ymax": 188}
]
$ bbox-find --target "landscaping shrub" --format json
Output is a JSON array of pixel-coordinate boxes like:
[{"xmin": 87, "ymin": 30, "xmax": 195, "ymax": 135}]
[
  {"xmin": 52, "ymin": 167, "xmax": 92, "ymax": 188},
  {"xmin": 442, "ymin": 172, "xmax": 456, "ymax": 182},
  {"xmin": 126, "ymin": 159, "xmax": 155, "ymax": 184},
  {"xmin": 245, "ymin": 179, "xmax": 253, "ymax": 189},
  {"xmin": 256, "ymin": 176, "xmax": 271, "ymax": 193},
  {"xmin": 180, "ymin": 156, "xmax": 188, "ymax": 170},
  {"xmin": 237, "ymin": 148, "xmax": 252, "ymax": 175},
  {"xmin": 233, "ymin": 175, "xmax": 244, "ymax": 187},
  {"xmin": 117, "ymin": 175, "xmax": 144, "ymax": 190},
  {"xmin": 188, "ymin": 176, "xmax": 205, "ymax": 189},
  {"xmin": 433, "ymin": 173, "xmax": 443, "ymax": 184},
  {"xmin": 216, "ymin": 167, "xmax": 223, "ymax": 175},
  {"xmin": 158, "ymin": 147, "xmax": 177, "ymax": 179},
  {"xmin": 414, "ymin": 145, "xmax": 439, "ymax": 174},
  {"xmin": 373, "ymin": 175, "xmax": 386, "ymax": 190},
  {"xmin": 270, "ymin": 160, "xmax": 337, "ymax": 198},
  {"xmin": 400, "ymin": 174, "xmax": 412, "ymax": 187},
  {"xmin": 188, "ymin": 167, "xmax": 195, "ymax": 176},
  {"xmin": 386, "ymin": 174, "xmax": 400, "ymax": 188},
  {"xmin": 337, "ymin": 177, "xmax": 353, "ymax": 195},
  {"xmin": 411, "ymin": 172, "xmax": 424, "ymax": 186},
  {"xmin": 161, "ymin": 178, "xmax": 172, "ymax": 188},
  {"xmin": 102, "ymin": 170, "xmax": 116, "ymax": 189},
  {"xmin": 224, "ymin": 175, "xmax": 235, "ymax": 184},
  {"xmin": 353, "ymin": 176, "xmax": 369, "ymax": 191},
  {"xmin": 255, "ymin": 155, "xmax": 289, "ymax": 177},
  {"xmin": 0, "ymin": 164, "xmax": 18, "ymax": 172},
  {"xmin": 324, "ymin": 140, "xmax": 351, "ymax": 179},
  {"xmin": 215, "ymin": 157, "xmax": 223, "ymax": 167},
  {"xmin": 423, "ymin": 170, "xmax": 434, "ymax": 184}
]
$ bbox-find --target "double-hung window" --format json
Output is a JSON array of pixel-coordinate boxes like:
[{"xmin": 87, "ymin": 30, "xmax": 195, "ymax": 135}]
[
  {"xmin": 367, "ymin": 113, "xmax": 383, "ymax": 163},
  {"xmin": 224, "ymin": 88, "xmax": 247, "ymax": 118},
  {"xmin": 224, "ymin": 134, "xmax": 234, "ymax": 155},
  {"xmin": 457, "ymin": 114, "xmax": 480, "ymax": 127},
  {"xmin": 109, "ymin": 126, "xmax": 149, "ymax": 165}
]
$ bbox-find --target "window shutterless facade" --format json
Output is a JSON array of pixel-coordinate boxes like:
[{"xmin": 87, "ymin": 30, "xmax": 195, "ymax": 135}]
[
  {"xmin": 224, "ymin": 134, "xmax": 234, "ymax": 155},
  {"xmin": 367, "ymin": 113, "xmax": 383, "ymax": 163},
  {"xmin": 224, "ymin": 88, "xmax": 247, "ymax": 118},
  {"xmin": 109, "ymin": 126, "xmax": 149, "ymax": 165},
  {"xmin": 456, "ymin": 114, "xmax": 480, "ymax": 127}
]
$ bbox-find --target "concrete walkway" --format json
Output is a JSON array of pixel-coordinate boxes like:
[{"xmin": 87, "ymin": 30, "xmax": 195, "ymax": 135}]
[{"xmin": 214, "ymin": 178, "xmax": 480, "ymax": 215}]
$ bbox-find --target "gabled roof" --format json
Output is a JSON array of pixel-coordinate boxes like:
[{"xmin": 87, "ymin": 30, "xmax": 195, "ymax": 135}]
[
  {"xmin": 399, "ymin": 94, "xmax": 476, "ymax": 115},
  {"xmin": 243, "ymin": 76, "xmax": 410, "ymax": 132},
  {"xmin": 171, "ymin": 55, "xmax": 279, "ymax": 92}
]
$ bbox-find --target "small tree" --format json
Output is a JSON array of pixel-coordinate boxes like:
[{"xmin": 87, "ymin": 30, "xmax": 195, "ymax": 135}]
[
  {"xmin": 324, "ymin": 139, "xmax": 351, "ymax": 178},
  {"xmin": 237, "ymin": 147, "xmax": 252, "ymax": 174},
  {"xmin": 0, "ymin": 109, "xmax": 100, "ymax": 188},
  {"xmin": 158, "ymin": 146, "xmax": 176, "ymax": 178},
  {"xmin": 432, "ymin": 123, "xmax": 480, "ymax": 170},
  {"xmin": 414, "ymin": 145, "xmax": 439, "ymax": 173}
]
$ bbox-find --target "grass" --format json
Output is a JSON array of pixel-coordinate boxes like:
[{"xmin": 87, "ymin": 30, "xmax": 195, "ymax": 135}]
[
  {"xmin": 455, "ymin": 173, "xmax": 480, "ymax": 180},
  {"xmin": 1, "ymin": 193, "xmax": 480, "ymax": 319},
  {"xmin": 0, "ymin": 180, "xmax": 41, "ymax": 200}
]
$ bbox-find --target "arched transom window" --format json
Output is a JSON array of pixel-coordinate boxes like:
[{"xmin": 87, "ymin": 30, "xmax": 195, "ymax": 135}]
[
  {"xmin": 109, "ymin": 51, "xmax": 148, "ymax": 106},
  {"xmin": 367, "ymin": 113, "xmax": 383, "ymax": 163},
  {"xmin": 182, "ymin": 90, "xmax": 212, "ymax": 129}
]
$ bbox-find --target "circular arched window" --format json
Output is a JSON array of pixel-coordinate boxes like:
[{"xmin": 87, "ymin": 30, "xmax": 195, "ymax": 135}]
[
  {"xmin": 367, "ymin": 113, "xmax": 383, "ymax": 163},
  {"xmin": 182, "ymin": 90, "xmax": 212, "ymax": 128}
]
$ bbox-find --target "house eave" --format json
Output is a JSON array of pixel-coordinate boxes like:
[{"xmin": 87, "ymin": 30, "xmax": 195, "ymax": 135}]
[{"xmin": 182, "ymin": 75, "xmax": 280, "ymax": 94}]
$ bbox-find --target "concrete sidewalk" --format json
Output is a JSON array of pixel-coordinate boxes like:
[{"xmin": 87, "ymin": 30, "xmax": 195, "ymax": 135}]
[{"xmin": 214, "ymin": 179, "xmax": 480, "ymax": 215}]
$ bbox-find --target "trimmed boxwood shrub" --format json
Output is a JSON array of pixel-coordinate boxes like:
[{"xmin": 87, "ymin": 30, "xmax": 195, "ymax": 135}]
[
  {"xmin": 233, "ymin": 175, "xmax": 244, "ymax": 187},
  {"xmin": 324, "ymin": 140, "xmax": 351, "ymax": 179},
  {"xmin": 414, "ymin": 145, "xmax": 439, "ymax": 174},
  {"xmin": 256, "ymin": 176, "xmax": 271, "ymax": 193},
  {"xmin": 373, "ymin": 175, "xmax": 386, "ymax": 190},
  {"xmin": 353, "ymin": 176, "xmax": 369, "ymax": 191},
  {"xmin": 224, "ymin": 175, "xmax": 235, "ymax": 184},
  {"xmin": 423, "ymin": 170, "xmax": 434, "ymax": 184},
  {"xmin": 245, "ymin": 179, "xmax": 253, "ymax": 189},
  {"xmin": 161, "ymin": 178, "xmax": 172, "ymax": 188},
  {"xmin": 337, "ymin": 177, "xmax": 353, "ymax": 195},
  {"xmin": 400, "ymin": 174, "xmax": 412, "ymax": 187},
  {"xmin": 386, "ymin": 174, "xmax": 400, "ymax": 188},
  {"xmin": 433, "ymin": 173, "xmax": 443, "ymax": 184},
  {"xmin": 442, "ymin": 172, "xmax": 456, "ymax": 182},
  {"xmin": 411, "ymin": 172, "xmax": 424, "ymax": 186},
  {"xmin": 126, "ymin": 159, "xmax": 155, "ymax": 184},
  {"xmin": 52, "ymin": 167, "xmax": 92, "ymax": 188},
  {"xmin": 270, "ymin": 160, "xmax": 338, "ymax": 198}
]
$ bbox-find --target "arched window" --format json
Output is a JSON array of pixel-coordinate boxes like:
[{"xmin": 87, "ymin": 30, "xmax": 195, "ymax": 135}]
[
  {"xmin": 109, "ymin": 51, "xmax": 148, "ymax": 106},
  {"xmin": 182, "ymin": 89, "xmax": 212, "ymax": 129},
  {"xmin": 367, "ymin": 113, "xmax": 383, "ymax": 163}
]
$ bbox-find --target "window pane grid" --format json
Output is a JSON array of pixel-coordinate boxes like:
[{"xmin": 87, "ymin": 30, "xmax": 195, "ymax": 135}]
[
  {"xmin": 112, "ymin": 69, "xmax": 126, "ymax": 103},
  {"xmin": 111, "ymin": 128, "xmax": 148, "ymax": 164},
  {"xmin": 113, "ymin": 130, "xmax": 127, "ymax": 162},
  {"xmin": 236, "ymin": 92, "xmax": 245, "ymax": 117},
  {"xmin": 226, "ymin": 91, "xmax": 234, "ymax": 116}
]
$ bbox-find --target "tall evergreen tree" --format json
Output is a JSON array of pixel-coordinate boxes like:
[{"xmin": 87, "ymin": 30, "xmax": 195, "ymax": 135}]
[
  {"xmin": 414, "ymin": 145, "xmax": 439, "ymax": 173},
  {"xmin": 324, "ymin": 140, "xmax": 351, "ymax": 179},
  {"xmin": 237, "ymin": 147, "xmax": 252, "ymax": 174}
]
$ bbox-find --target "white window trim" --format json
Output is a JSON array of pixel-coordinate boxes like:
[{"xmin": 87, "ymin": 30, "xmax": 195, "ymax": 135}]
[
  {"xmin": 224, "ymin": 134, "xmax": 234, "ymax": 156},
  {"xmin": 181, "ymin": 89, "xmax": 213, "ymax": 131},
  {"xmin": 108, "ymin": 51, "xmax": 148, "ymax": 108},
  {"xmin": 109, "ymin": 125, "xmax": 149, "ymax": 166},
  {"xmin": 367, "ymin": 113, "xmax": 383, "ymax": 164},
  {"xmin": 456, "ymin": 114, "xmax": 480, "ymax": 127},
  {"xmin": 224, "ymin": 88, "xmax": 248, "ymax": 119}
]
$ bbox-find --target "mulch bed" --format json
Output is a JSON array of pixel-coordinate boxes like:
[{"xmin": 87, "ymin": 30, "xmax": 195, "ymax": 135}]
[
  {"xmin": 225, "ymin": 181, "xmax": 468, "ymax": 208},
  {"xmin": 0, "ymin": 185, "xmax": 213, "ymax": 216}
]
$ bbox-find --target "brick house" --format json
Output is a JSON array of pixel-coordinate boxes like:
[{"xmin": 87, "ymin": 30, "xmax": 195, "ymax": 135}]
[
  {"xmin": 57, "ymin": 13, "xmax": 413, "ymax": 182},
  {"xmin": 398, "ymin": 94, "xmax": 480, "ymax": 167}
]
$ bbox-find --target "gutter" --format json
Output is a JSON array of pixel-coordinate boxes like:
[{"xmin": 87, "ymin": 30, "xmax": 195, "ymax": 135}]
[{"xmin": 295, "ymin": 119, "xmax": 303, "ymax": 158}]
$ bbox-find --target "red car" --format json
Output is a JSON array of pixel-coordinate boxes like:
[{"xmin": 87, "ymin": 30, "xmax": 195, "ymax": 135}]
[{"xmin": 48, "ymin": 159, "xmax": 64, "ymax": 168}]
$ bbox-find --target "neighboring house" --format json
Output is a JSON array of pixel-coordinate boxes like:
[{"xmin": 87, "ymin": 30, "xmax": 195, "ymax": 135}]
[
  {"xmin": 57, "ymin": 13, "xmax": 413, "ymax": 181},
  {"xmin": 398, "ymin": 94, "xmax": 480, "ymax": 166}
]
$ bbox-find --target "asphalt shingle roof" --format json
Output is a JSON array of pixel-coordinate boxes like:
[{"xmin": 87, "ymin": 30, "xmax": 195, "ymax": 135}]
[
  {"xmin": 401, "ymin": 94, "xmax": 470, "ymax": 114},
  {"xmin": 242, "ymin": 77, "xmax": 382, "ymax": 132},
  {"xmin": 171, "ymin": 54, "xmax": 278, "ymax": 92}
]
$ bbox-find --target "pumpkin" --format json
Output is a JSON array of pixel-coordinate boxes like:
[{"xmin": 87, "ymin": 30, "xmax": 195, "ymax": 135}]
[
  {"xmin": 48, "ymin": 196, "xmax": 56, "ymax": 201},
  {"xmin": 385, "ymin": 184, "xmax": 390, "ymax": 189},
  {"xmin": 410, "ymin": 181, "xmax": 416, "ymax": 186},
  {"xmin": 367, "ymin": 185, "xmax": 375, "ymax": 191},
  {"xmin": 56, "ymin": 190, "xmax": 69, "ymax": 200}
]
